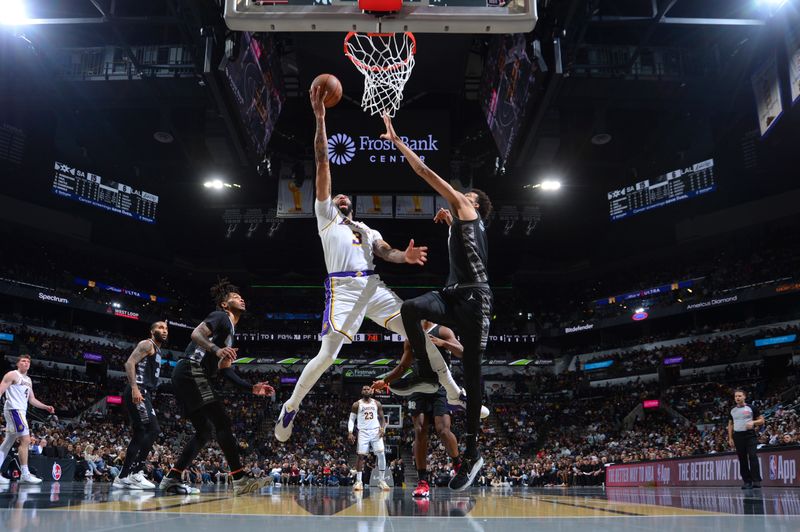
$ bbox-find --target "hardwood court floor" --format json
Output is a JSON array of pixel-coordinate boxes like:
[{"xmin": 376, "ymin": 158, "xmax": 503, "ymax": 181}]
[{"xmin": 1, "ymin": 482, "xmax": 800, "ymax": 531}]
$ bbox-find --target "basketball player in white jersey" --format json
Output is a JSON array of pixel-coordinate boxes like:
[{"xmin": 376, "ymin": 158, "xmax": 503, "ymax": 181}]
[
  {"xmin": 349, "ymin": 385, "xmax": 389, "ymax": 491},
  {"xmin": 0, "ymin": 355, "xmax": 55, "ymax": 485},
  {"xmin": 274, "ymin": 85, "xmax": 467, "ymax": 442}
]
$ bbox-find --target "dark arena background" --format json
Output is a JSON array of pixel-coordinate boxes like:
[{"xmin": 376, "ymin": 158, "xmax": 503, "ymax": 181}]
[{"xmin": 1, "ymin": 0, "xmax": 800, "ymax": 530}]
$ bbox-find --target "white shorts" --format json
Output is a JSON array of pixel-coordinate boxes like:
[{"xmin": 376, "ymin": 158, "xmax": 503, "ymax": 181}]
[
  {"xmin": 4, "ymin": 409, "xmax": 29, "ymax": 436},
  {"xmin": 321, "ymin": 274, "xmax": 403, "ymax": 343},
  {"xmin": 357, "ymin": 429, "xmax": 385, "ymax": 455}
]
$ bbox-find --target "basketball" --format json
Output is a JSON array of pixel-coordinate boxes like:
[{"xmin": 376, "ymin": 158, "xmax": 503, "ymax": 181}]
[{"xmin": 311, "ymin": 73, "xmax": 343, "ymax": 108}]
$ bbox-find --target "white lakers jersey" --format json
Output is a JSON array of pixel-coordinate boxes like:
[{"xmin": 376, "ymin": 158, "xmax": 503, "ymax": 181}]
[
  {"xmin": 3, "ymin": 370, "xmax": 31, "ymax": 412},
  {"xmin": 357, "ymin": 399, "xmax": 381, "ymax": 432},
  {"xmin": 316, "ymin": 198, "xmax": 383, "ymax": 274}
]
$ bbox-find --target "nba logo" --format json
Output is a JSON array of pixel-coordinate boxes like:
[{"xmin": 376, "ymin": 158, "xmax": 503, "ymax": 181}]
[
  {"xmin": 769, "ymin": 456, "xmax": 778, "ymax": 480},
  {"xmin": 52, "ymin": 463, "xmax": 62, "ymax": 481}
]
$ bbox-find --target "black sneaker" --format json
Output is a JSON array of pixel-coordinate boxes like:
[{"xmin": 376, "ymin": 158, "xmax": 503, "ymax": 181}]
[
  {"xmin": 449, "ymin": 456, "xmax": 484, "ymax": 491},
  {"xmin": 389, "ymin": 375, "xmax": 439, "ymax": 396},
  {"xmin": 741, "ymin": 482, "xmax": 753, "ymax": 490}
]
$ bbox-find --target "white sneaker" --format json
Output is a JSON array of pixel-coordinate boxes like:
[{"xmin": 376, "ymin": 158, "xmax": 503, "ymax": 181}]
[
  {"xmin": 233, "ymin": 476, "xmax": 268, "ymax": 496},
  {"xmin": 20, "ymin": 473, "xmax": 42, "ymax": 485},
  {"xmin": 274, "ymin": 403, "xmax": 299, "ymax": 442},
  {"xmin": 0, "ymin": 474, "xmax": 9, "ymax": 486},
  {"xmin": 159, "ymin": 476, "xmax": 200, "ymax": 494},
  {"xmin": 447, "ymin": 388, "xmax": 491, "ymax": 419},
  {"xmin": 353, "ymin": 481, "xmax": 363, "ymax": 491},
  {"xmin": 113, "ymin": 475, "xmax": 137, "ymax": 489},
  {"xmin": 131, "ymin": 471, "xmax": 156, "ymax": 490},
  {"xmin": 378, "ymin": 480, "xmax": 391, "ymax": 491}
]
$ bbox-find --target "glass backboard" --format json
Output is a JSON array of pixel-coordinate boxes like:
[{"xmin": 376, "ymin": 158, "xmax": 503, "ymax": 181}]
[{"xmin": 224, "ymin": 0, "xmax": 536, "ymax": 34}]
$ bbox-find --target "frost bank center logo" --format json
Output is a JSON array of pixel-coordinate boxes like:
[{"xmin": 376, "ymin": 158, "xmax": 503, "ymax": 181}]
[{"xmin": 328, "ymin": 132, "xmax": 440, "ymax": 165}]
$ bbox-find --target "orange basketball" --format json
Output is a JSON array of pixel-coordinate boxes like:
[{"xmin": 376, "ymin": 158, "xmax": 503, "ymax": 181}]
[{"xmin": 311, "ymin": 74, "xmax": 343, "ymax": 108}]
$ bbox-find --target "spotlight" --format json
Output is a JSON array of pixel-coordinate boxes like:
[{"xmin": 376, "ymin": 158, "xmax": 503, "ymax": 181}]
[
  {"xmin": 0, "ymin": 0, "xmax": 27, "ymax": 26},
  {"xmin": 635, "ymin": 307, "xmax": 645, "ymax": 314},
  {"xmin": 524, "ymin": 180, "xmax": 562, "ymax": 191},
  {"xmin": 203, "ymin": 179, "xmax": 239, "ymax": 190}
]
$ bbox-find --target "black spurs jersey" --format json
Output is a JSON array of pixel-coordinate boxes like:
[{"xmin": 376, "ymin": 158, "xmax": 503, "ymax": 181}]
[
  {"xmin": 136, "ymin": 339, "xmax": 162, "ymax": 390},
  {"xmin": 446, "ymin": 215, "xmax": 489, "ymax": 286},
  {"xmin": 183, "ymin": 310, "xmax": 235, "ymax": 378}
]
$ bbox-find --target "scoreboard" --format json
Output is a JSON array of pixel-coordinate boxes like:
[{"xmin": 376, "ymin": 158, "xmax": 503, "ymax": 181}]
[
  {"xmin": 608, "ymin": 158, "xmax": 715, "ymax": 221},
  {"xmin": 52, "ymin": 161, "xmax": 159, "ymax": 224}
]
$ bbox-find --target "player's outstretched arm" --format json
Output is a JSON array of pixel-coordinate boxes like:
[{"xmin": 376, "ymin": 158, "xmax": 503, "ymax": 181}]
[
  {"xmin": 311, "ymin": 86, "xmax": 332, "ymax": 201},
  {"xmin": 373, "ymin": 238, "xmax": 427, "ymax": 266},
  {"xmin": 381, "ymin": 115, "xmax": 477, "ymax": 221}
]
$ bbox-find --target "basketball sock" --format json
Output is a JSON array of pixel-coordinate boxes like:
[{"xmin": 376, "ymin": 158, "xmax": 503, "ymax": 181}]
[
  {"xmin": 286, "ymin": 335, "xmax": 344, "ymax": 411},
  {"xmin": 376, "ymin": 452, "xmax": 386, "ymax": 481},
  {"xmin": 21, "ymin": 465, "xmax": 29, "ymax": 476},
  {"xmin": 356, "ymin": 471, "xmax": 363, "ymax": 482},
  {"xmin": 417, "ymin": 469, "xmax": 427, "ymax": 482}
]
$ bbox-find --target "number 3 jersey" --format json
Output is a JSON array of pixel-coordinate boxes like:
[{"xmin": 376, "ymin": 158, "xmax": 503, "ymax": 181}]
[
  {"xmin": 316, "ymin": 198, "xmax": 383, "ymax": 274},
  {"xmin": 3, "ymin": 370, "xmax": 32, "ymax": 412}
]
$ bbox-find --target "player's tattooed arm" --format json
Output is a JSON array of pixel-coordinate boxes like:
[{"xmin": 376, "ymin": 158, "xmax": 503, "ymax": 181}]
[
  {"xmin": 311, "ymin": 86, "xmax": 332, "ymax": 201},
  {"xmin": 191, "ymin": 322, "xmax": 236, "ymax": 360},
  {"xmin": 124, "ymin": 340, "xmax": 155, "ymax": 403},
  {"xmin": 373, "ymin": 239, "xmax": 427, "ymax": 266}
]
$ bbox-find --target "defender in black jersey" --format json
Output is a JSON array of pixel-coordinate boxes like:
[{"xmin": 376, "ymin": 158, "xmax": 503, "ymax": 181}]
[
  {"xmin": 161, "ymin": 280, "xmax": 274, "ymax": 496},
  {"xmin": 115, "ymin": 321, "xmax": 167, "ymax": 490},
  {"xmin": 382, "ymin": 115, "xmax": 493, "ymax": 491}
]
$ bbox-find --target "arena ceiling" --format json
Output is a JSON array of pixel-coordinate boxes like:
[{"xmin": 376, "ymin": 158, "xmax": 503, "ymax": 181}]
[{"xmin": 1, "ymin": 0, "xmax": 798, "ymax": 283}]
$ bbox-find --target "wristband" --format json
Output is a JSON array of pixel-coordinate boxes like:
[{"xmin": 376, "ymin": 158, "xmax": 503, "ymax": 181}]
[{"xmin": 211, "ymin": 345, "xmax": 220, "ymax": 355}]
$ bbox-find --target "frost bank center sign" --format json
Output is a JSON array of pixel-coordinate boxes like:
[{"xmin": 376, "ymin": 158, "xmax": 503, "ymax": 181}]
[{"xmin": 326, "ymin": 112, "xmax": 450, "ymax": 180}]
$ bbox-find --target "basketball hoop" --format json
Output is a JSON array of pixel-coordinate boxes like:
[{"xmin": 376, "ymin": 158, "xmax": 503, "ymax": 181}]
[{"xmin": 344, "ymin": 31, "xmax": 416, "ymax": 117}]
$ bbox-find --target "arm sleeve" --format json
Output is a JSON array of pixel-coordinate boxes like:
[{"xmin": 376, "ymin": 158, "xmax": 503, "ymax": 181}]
[
  {"xmin": 220, "ymin": 367, "xmax": 252, "ymax": 391},
  {"xmin": 348, "ymin": 413, "xmax": 357, "ymax": 433}
]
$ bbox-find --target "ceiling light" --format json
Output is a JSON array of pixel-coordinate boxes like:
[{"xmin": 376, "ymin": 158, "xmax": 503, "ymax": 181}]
[
  {"xmin": 0, "ymin": 0, "xmax": 27, "ymax": 26},
  {"xmin": 524, "ymin": 179, "xmax": 562, "ymax": 191}
]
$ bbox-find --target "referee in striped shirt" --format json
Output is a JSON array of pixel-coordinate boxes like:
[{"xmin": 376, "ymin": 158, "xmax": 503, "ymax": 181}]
[{"xmin": 728, "ymin": 389, "xmax": 765, "ymax": 489}]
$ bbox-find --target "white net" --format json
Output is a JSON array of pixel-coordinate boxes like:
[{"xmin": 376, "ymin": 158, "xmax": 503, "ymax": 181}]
[{"xmin": 344, "ymin": 32, "xmax": 416, "ymax": 117}]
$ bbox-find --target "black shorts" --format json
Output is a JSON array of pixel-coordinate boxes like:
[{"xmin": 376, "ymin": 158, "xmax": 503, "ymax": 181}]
[
  {"xmin": 171, "ymin": 359, "xmax": 219, "ymax": 415},
  {"xmin": 409, "ymin": 389, "xmax": 449, "ymax": 420},
  {"xmin": 123, "ymin": 385, "xmax": 159, "ymax": 431}
]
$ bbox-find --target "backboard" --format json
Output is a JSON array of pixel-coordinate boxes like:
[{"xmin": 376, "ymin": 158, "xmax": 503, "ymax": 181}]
[{"xmin": 223, "ymin": 0, "xmax": 536, "ymax": 34}]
